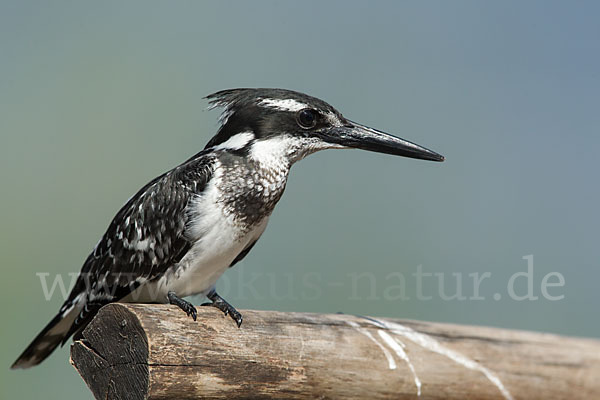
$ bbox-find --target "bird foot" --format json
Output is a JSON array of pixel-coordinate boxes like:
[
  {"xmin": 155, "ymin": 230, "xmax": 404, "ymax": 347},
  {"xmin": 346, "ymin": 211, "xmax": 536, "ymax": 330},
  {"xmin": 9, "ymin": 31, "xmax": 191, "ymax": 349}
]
[
  {"xmin": 201, "ymin": 290, "xmax": 243, "ymax": 327},
  {"xmin": 167, "ymin": 291, "xmax": 197, "ymax": 321}
]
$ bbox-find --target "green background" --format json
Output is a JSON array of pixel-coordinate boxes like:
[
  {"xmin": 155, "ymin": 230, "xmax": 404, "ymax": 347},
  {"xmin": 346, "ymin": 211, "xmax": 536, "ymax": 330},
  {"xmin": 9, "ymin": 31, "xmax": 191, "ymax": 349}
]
[{"xmin": 1, "ymin": 1, "xmax": 599, "ymax": 398}]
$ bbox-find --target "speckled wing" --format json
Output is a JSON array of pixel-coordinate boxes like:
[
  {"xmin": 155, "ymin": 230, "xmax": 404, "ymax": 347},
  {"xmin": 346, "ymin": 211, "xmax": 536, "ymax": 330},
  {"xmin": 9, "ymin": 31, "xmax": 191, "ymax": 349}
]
[
  {"xmin": 64, "ymin": 152, "xmax": 216, "ymax": 331},
  {"xmin": 12, "ymin": 151, "xmax": 217, "ymax": 369}
]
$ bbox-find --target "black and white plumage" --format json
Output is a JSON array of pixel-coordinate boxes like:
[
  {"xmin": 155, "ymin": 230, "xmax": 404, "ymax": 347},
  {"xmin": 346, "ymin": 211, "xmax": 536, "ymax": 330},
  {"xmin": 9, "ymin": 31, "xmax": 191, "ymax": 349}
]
[{"xmin": 12, "ymin": 88, "xmax": 444, "ymax": 369}]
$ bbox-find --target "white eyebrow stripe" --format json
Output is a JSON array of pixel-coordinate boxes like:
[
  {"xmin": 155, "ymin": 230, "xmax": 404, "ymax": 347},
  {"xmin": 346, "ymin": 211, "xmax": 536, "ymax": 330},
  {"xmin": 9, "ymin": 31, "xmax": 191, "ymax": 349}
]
[
  {"xmin": 257, "ymin": 98, "xmax": 308, "ymax": 112},
  {"xmin": 213, "ymin": 131, "xmax": 255, "ymax": 151}
]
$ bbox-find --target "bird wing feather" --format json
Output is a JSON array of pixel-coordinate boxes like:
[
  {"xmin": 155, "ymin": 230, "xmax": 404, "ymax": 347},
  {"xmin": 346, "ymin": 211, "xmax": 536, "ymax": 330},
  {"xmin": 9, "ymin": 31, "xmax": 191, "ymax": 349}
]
[
  {"xmin": 61, "ymin": 152, "xmax": 216, "ymax": 336},
  {"xmin": 12, "ymin": 151, "xmax": 217, "ymax": 367}
]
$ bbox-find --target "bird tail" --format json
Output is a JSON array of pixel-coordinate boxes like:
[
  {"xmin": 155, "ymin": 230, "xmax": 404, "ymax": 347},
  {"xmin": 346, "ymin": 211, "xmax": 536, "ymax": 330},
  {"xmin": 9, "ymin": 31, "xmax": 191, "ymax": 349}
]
[{"xmin": 11, "ymin": 299, "xmax": 83, "ymax": 369}]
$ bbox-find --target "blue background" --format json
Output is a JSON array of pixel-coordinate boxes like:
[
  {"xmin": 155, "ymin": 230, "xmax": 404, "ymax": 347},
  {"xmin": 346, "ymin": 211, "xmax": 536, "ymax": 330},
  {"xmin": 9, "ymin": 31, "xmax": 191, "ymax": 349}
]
[{"xmin": 1, "ymin": 1, "xmax": 599, "ymax": 398}]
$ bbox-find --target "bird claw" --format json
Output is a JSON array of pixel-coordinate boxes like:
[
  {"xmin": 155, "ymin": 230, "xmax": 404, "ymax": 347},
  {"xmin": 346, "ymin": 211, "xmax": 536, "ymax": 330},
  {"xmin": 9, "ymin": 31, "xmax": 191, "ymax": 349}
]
[
  {"xmin": 186, "ymin": 305, "xmax": 198, "ymax": 321},
  {"xmin": 167, "ymin": 291, "xmax": 197, "ymax": 321},
  {"xmin": 201, "ymin": 291, "xmax": 243, "ymax": 327}
]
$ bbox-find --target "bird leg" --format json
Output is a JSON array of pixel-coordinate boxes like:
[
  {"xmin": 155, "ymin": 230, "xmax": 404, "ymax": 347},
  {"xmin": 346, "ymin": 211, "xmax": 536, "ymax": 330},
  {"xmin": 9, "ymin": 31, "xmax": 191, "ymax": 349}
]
[
  {"xmin": 201, "ymin": 289, "xmax": 243, "ymax": 327},
  {"xmin": 167, "ymin": 291, "xmax": 197, "ymax": 321}
]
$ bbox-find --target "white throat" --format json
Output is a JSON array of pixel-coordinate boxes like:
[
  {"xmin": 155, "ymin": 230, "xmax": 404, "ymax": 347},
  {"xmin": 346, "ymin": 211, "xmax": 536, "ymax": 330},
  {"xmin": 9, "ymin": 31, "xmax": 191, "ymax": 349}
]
[{"xmin": 250, "ymin": 135, "xmax": 342, "ymax": 167}]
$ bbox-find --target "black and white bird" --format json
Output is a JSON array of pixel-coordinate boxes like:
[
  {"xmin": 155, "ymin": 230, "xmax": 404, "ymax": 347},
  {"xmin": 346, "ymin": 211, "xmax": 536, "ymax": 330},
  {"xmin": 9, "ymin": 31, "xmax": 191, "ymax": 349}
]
[{"xmin": 12, "ymin": 88, "xmax": 443, "ymax": 369}]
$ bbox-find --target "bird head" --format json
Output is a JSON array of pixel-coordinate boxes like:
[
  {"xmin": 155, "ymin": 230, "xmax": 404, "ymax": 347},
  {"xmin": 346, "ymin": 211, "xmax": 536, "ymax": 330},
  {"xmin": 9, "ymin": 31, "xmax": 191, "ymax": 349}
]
[{"xmin": 205, "ymin": 88, "xmax": 444, "ymax": 164}]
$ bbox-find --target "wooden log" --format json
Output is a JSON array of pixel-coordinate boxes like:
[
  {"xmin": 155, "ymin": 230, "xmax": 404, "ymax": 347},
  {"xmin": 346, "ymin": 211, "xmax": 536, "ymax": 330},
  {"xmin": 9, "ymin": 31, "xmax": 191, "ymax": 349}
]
[{"xmin": 70, "ymin": 304, "xmax": 600, "ymax": 400}]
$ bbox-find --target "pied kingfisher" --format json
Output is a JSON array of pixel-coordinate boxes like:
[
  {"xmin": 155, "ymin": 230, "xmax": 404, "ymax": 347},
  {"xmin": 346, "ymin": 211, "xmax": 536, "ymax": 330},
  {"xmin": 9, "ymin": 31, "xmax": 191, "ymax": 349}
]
[{"xmin": 12, "ymin": 88, "xmax": 443, "ymax": 368}]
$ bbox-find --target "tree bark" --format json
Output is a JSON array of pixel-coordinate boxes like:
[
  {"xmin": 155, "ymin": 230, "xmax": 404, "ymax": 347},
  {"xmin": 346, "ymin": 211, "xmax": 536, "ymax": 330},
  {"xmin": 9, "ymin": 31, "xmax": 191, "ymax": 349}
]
[{"xmin": 70, "ymin": 303, "xmax": 600, "ymax": 399}]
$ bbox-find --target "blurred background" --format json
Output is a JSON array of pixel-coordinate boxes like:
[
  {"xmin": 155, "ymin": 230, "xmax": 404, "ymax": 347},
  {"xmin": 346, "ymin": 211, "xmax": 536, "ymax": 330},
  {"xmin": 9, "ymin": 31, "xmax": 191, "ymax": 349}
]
[{"xmin": 1, "ymin": 1, "xmax": 599, "ymax": 398}]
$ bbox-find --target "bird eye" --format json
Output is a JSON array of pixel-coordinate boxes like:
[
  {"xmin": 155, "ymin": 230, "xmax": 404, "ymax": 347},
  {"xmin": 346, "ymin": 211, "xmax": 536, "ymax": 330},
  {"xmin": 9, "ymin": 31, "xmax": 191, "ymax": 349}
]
[{"xmin": 296, "ymin": 109, "xmax": 317, "ymax": 129}]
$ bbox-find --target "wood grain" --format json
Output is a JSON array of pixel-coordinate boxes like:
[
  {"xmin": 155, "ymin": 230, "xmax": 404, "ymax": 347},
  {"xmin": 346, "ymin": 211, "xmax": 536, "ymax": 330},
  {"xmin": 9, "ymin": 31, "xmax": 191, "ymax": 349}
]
[{"xmin": 70, "ymin": 304, "xmax": 600, "ymax": 399}]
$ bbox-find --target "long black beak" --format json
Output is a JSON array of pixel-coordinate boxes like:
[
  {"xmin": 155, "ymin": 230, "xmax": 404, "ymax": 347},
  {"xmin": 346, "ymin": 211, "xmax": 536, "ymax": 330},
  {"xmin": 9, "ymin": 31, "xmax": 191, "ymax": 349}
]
[{"xmin": 323, "ymin": 120, "xmax": 444, "ymax": 162}]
